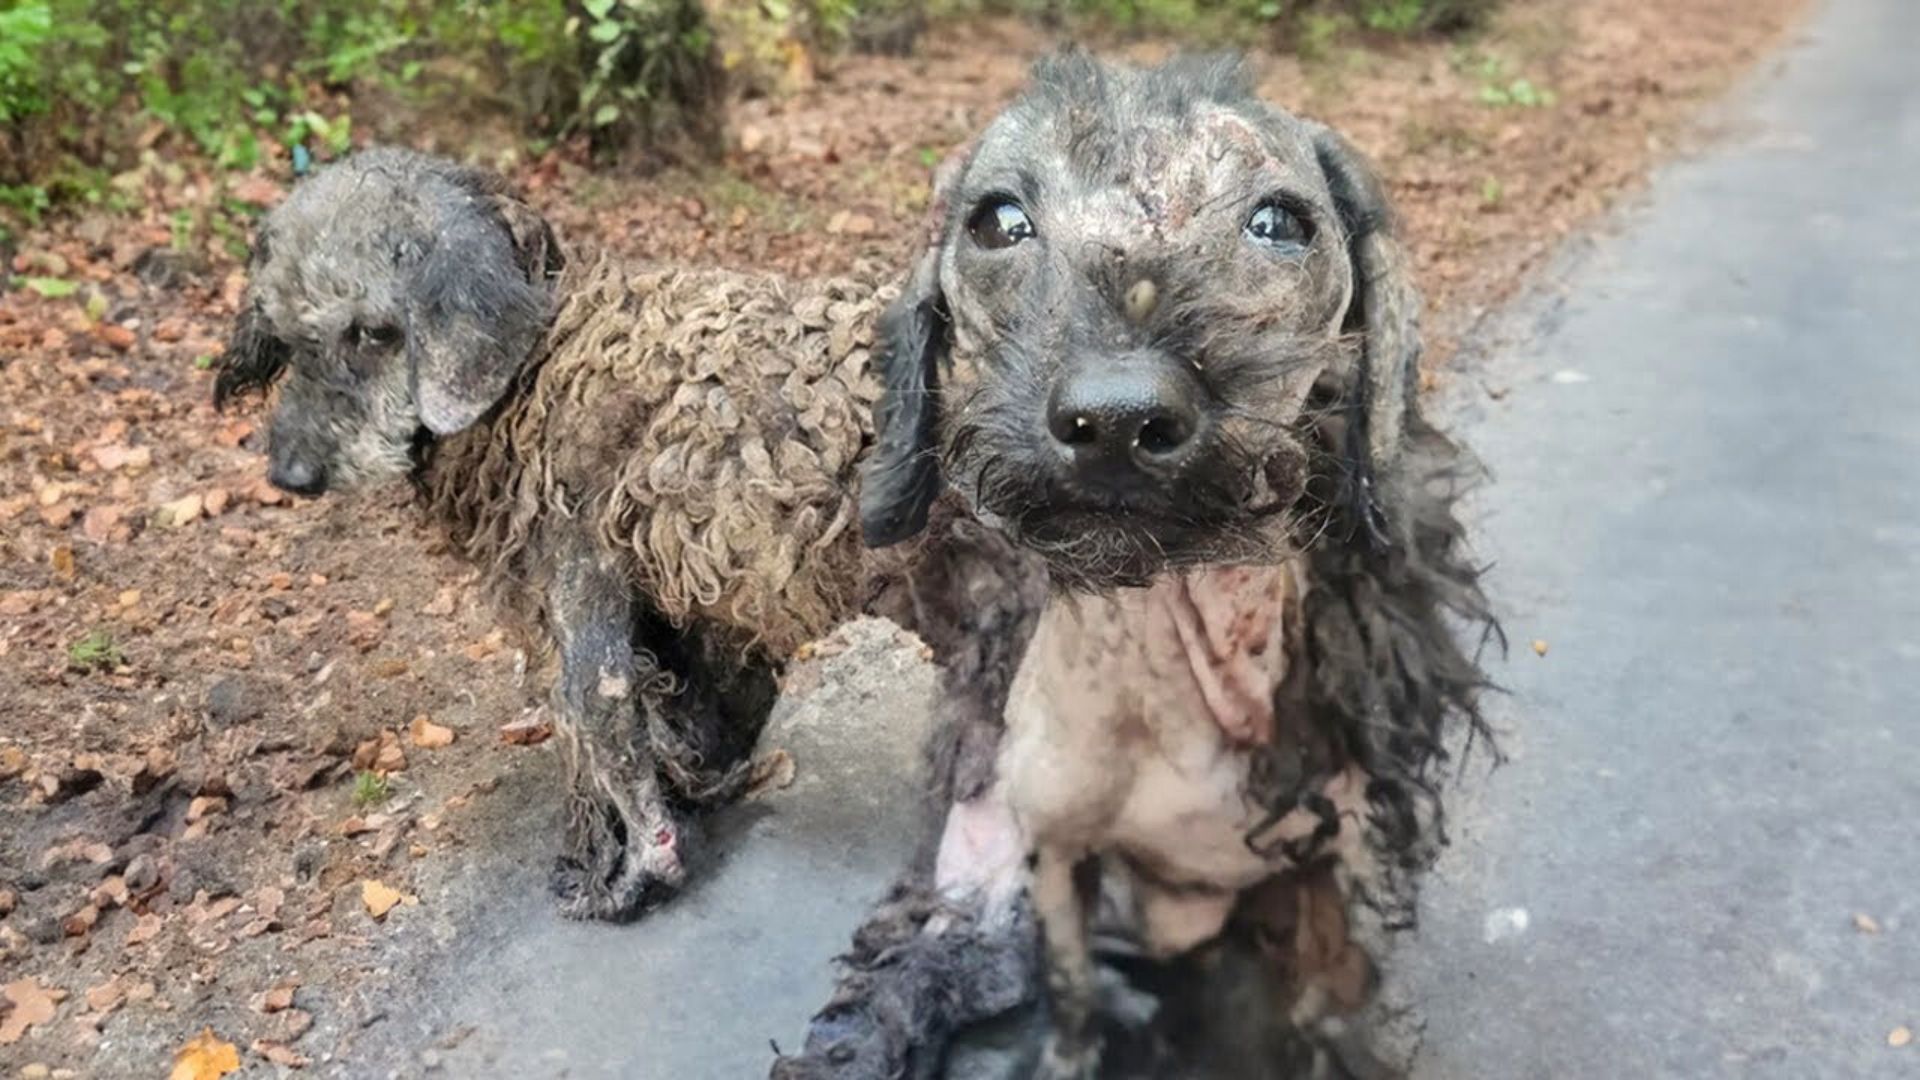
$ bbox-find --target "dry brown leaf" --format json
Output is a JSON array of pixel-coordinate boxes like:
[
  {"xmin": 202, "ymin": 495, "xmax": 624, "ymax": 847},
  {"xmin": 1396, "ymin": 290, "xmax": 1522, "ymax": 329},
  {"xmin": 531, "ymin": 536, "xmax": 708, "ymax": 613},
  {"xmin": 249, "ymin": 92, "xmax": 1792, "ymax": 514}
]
[
  {"xmin": 125, "ymin": 912, "xmax": 163, "ymax": 946},
  {"xmin": 49, "ymin": 544, "xmax": 75, "ymax": 580},
  {"xmin": 360, "ymin": 879, "xmax": 416, "ymax": 920},
  {"xmin": 90, "ymin": 444, "xmax": 152, "ymax": 471},
  {"xmin": 499, "ymin": 711, "xmax": 553, "ymax": 746},
  {"xmin": 0, "ymin": 978, "xmax": 60, "ymax": 1044},
  {"xmin": 253, "ymin": 984, "xmax": 296, "ymax": 1014},
  {"xmin": 253, "ymin": 1040, "xmax": 311, "ymax": 1068},
  {"xmin": 170, "ymin": 1028, "xmax": 242, "ymax": 1080},
  {"xmin": 97, "ymin": 324, "xmax": 136, "ymax": 352},
  {"xmin": 157, "ymin": 493, "xmax": 204, "ymax": 527},
  {"xmin": 62, "ymin": 902, "xmax": 99, "ymax": 937},
  {"xmin": 408, "ymin": 714, "xmax": 454, "ymax": 749},
  {"xmin": 85, "ymin": 976, "xmax": 126, "ymax": 1013},
  {"xmin": 747, "ymin": 748, "xmax": 797, "ymax": 798}
]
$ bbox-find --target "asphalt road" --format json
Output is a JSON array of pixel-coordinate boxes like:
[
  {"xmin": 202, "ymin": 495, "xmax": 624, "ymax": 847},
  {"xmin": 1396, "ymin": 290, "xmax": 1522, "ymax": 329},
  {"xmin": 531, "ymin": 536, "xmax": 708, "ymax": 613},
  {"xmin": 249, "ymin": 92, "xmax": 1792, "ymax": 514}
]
[
  {"xmin": 345, "ymin": 2, "xmax": 1920, "ymax": 1076},
  {"xmin": 1402, "ymin": 0, "xmax": 1920, "ymax": 1076}
]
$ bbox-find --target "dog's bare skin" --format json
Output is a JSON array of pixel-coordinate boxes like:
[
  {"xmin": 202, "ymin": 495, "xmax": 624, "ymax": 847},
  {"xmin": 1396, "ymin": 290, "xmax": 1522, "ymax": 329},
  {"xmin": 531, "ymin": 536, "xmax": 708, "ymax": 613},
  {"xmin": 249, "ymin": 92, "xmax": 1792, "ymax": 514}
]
[{"xmin": 780, "ymin": 52, "xmax": 1493, "ymax": 1080}]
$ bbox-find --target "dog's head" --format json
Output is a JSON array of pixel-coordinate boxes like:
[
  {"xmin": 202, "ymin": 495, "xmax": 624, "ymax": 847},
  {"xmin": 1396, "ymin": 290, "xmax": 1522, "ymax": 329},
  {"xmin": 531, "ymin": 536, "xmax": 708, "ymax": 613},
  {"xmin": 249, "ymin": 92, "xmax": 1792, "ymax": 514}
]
[
  {"xmin": 861, "ymin": 52, "xmax": 1420, "ymax": 588},
  {"xmin": 214, "ymin": 147, "xmax": 560, "ymax": 495}
]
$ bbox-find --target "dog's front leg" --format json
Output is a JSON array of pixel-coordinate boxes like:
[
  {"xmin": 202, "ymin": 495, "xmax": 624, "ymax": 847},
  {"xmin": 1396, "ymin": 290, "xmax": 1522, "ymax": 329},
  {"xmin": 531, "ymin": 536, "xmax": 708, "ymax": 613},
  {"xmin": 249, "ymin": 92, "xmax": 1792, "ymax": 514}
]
[
  {"xmin": 1034, "ymin": 845, "xmax": 1102, "ymax": 1080},
  {"xmin": 545, "ymin": 547, "xmax": 684, "ymax": 921}
]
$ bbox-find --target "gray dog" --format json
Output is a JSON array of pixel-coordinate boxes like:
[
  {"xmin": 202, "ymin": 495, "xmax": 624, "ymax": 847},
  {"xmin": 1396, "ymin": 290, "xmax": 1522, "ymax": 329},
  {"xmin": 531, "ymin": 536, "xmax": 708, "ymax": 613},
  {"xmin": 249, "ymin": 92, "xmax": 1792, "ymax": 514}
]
[
  {"xmin": 216, "ymin": 148, "xmax": 1043, "ymax": 921},
  {"xmin": 777, "ymin": 52, "xmax": 1494, "ymax": 1079}
]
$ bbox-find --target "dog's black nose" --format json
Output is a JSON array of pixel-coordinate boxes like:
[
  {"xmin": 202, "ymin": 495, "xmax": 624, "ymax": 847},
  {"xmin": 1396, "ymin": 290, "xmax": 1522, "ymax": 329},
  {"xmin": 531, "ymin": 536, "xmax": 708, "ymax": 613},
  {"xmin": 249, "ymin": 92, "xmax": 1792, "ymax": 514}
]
[
  {"xmin": 269, "ymin": 456, "xmax": 328, "ymax": 496},
  {"xmin": 1047, "ymin": 359, "xmax": 1203, "ymax": 475}
]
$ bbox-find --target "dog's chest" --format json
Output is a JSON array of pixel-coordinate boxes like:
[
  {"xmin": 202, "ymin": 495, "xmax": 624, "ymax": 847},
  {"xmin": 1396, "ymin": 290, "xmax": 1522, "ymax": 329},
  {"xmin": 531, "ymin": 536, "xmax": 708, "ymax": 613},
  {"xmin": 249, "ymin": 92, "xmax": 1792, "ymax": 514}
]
[{"xmin": 1001, "ymin": 563, "xmax": 1306, "ymax": 887}]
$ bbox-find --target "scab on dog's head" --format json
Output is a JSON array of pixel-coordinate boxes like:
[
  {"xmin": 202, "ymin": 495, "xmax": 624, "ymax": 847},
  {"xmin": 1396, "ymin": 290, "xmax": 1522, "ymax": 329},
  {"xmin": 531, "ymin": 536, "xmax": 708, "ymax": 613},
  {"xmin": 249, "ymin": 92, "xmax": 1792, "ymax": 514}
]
[
  {"xmin": 214, "ymin": 148, "xmax": 560, "ymax": 496},
  {"xmin": 861, "ymin": 51, "xmax": 1419, "ymax": 589}
]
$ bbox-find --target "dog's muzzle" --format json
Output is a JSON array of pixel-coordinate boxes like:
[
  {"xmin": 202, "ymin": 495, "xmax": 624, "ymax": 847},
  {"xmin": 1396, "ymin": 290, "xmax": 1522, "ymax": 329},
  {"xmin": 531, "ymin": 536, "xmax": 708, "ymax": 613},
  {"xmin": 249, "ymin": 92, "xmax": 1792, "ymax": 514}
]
[{"xmin": 1044, "ymin": 351, "xmax": 1210, "ymax": 498}]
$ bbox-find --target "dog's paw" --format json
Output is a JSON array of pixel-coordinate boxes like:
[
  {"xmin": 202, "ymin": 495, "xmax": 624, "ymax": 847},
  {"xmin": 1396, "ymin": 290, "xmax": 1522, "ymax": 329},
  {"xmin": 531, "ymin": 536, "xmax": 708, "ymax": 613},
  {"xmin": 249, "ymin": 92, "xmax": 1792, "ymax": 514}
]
[{"xmin": 551, "ymin": 802, "xmax": 689, "ymax": 922}]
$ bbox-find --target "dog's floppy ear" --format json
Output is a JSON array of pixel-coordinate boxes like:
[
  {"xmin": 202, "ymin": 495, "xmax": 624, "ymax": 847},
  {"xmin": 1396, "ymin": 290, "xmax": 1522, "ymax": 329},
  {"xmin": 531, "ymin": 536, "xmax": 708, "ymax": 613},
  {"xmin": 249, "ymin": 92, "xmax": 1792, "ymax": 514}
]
[
  {"xmin": 1311, "ymin": 123, "xmax": 1421, "ymax": 550},
  {"xmin": 214, "ymin": 230, "xmax": 291, "ymax": 410},
  {"xmin": 860, "ymin": 250, "xmax": 949, "ymax": 547},
  {"xmin": 407, "ymin": 188, "xmax": 559, "ymax": 436},
  {"xmin": 859, "ymin": 143, "xmax": 972, "ymax": 548}
]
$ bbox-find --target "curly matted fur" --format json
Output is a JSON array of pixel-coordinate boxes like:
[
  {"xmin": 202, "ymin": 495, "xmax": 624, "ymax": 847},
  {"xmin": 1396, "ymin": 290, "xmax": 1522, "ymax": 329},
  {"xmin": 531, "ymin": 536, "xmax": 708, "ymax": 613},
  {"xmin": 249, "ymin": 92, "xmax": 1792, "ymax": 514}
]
[
  {"xmin": 775, "ymin": 51, "xmax": 1498, "ymax": 1080},
  {"xmin": 216, "ymin": 148, "xmax": 1045, "ymax": 921}
]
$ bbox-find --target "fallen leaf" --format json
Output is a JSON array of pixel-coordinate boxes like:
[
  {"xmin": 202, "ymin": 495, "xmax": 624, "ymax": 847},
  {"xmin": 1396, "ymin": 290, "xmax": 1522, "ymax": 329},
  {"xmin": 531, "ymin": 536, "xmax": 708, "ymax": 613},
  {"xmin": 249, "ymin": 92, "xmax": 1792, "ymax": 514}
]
[
  {"xmin": 90, "ymin": 443, "xmax": 152, "ymax": 471},
  {"xmin": 170, "ymin": 1028, "xmax": 241, "ymax": 1080},
  {"xmin": 124, "ymin": 912, "xmax": 163, "ymax": 945},
  {"xmin": 1892, "ymin": 1027, "xmax": 1913, "ymax": 1049},
  {"xmin": 746, "ymin": 748, "xmax": 797, "ymax": 798},
  {"xmin": 1531, "ymin": 639, "xmax": 1549, "ymax": 657},
  {"xmin": 157, "ymin": 493, "xmax": 204, "ymax": 527},
  {"xmin": 0, "ymin": 978, "xmax": 60, "ymax": 1044},
  {"xmin": 360, "ymin": 879, "xmax": 416, "ymax": 919},
  {"xmin": 408, "ymin": 714, "xmax": 454, "ymax": 749},
  {"xmin": 49, "ymin": 545, "xmax": 76, "ymax": 580},
  {"xmin": 253, "ymin": 1041, "xmax": 311, "ymax": 1068},
  {"xmin": 63, "ymin": 903, "xmax": 100, "ymax": 937},
  {"xmin": 90, "ymin": 875, "xmax": 130, "ymax": 909},
  {"xmin": 345, "ymin": 610, "xmax": 386, "ymax": 651},
  {"xmin": 1854, "ymin": 913, "xmax": 1882, "ymax": 935},
  {"xmin": 499, "ymin": 711, "xmax": 552, "ymax": 746},
  {"xmin": 253, "ymin": 984, "xmax": 296, "ymax": 1014},
  {"xmin": 97, "ymin": 324, "xmax": 136, "ymax": 352},
  {"xmin": 85, "ymin": 976, "xmax": 126, "ymax": 1013},
  {"xmin": 352, "ymin": 729, "xmax": 407, "ymax": 774}
]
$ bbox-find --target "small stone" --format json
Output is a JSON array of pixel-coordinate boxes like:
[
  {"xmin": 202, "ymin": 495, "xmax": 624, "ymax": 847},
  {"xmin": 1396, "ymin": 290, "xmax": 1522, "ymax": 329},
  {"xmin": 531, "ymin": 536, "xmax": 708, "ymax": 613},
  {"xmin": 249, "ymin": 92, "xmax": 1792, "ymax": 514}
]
[
  {"xmin": 205, "ymin": 675, "xmax": 263, "ymax": 727},
  {"xmin": 122, "ymin": 854, "xmax": 160, "ymax": 894}
]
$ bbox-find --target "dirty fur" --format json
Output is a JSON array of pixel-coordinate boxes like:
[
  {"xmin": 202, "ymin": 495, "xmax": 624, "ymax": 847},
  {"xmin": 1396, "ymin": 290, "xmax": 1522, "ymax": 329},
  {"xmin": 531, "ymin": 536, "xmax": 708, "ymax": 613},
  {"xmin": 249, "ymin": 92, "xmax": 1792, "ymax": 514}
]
[
  {"xmin": 776, "ymin": 51, "xmax": 1496, "ymax": 1080},
  {"xmin": 217, "ymin": 148, "xmax": 1044, "ymax": 921}
]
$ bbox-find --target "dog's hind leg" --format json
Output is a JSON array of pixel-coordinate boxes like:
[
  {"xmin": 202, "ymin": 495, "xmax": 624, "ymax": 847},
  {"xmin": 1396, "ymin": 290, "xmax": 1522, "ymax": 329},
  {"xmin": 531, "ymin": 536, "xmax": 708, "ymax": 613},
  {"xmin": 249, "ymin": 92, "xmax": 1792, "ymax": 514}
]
[{"xmin": 545, "ymin": 542, "xmax": 686, "ymax": 921}]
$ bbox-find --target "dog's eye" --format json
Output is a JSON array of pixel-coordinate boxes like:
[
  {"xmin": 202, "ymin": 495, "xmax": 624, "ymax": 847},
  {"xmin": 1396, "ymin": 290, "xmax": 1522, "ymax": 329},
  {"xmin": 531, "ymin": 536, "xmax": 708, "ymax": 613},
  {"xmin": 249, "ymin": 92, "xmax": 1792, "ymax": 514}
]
[
  {"xmin": 968, "ymin": 198, "xmax": 1036, "ymax": 250},
  {"xmin": 353, "ymin": 323, "xmax": 403, "ymax": 348},
  {"xmin": 1245, "ymin": 203, "xmax": 1312, "ymax": 250}
]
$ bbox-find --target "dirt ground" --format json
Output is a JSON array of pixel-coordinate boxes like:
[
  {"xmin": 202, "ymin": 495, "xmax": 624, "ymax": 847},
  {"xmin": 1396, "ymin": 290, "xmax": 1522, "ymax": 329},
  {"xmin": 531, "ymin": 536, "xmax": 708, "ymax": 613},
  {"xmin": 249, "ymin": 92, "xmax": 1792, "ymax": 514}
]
[{"xmin": 0, "ymin": 0, "xmax": 1804, "ymax": 1074}]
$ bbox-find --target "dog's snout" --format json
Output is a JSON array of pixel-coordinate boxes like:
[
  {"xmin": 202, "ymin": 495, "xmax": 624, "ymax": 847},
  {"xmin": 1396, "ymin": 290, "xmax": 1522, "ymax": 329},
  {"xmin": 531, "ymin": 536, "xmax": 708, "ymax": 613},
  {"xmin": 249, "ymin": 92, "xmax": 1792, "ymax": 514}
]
[
  {"xmin": 1046, "ymin": 358, "xmax": 1204, "ymax": 475},
  {"xmin": 269, "ymin": 455, "xmax": 329, "ymax": 497}
]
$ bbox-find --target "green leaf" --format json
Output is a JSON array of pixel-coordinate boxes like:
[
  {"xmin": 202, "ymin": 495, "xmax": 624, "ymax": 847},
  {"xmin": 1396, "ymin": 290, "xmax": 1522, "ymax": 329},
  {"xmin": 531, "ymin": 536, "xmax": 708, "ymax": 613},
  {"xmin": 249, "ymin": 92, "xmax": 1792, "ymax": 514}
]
[
  {"xmin": 17, "ymin": 276, "xmax": 77, "ymax": 298},
  {"xmin": 583, "ymin": 0, "xmax": 615, "ymax": 18},
  {"xmin": 592, "ymin": 103, "xmax": 619, "ymax": 127},
  {"xmin": 588, "ymin": 19, "xmax": 622, "ymax": 43},
  {"xmin": 193, "ymin": 354, "xmax": 214, "ymax": 370}
]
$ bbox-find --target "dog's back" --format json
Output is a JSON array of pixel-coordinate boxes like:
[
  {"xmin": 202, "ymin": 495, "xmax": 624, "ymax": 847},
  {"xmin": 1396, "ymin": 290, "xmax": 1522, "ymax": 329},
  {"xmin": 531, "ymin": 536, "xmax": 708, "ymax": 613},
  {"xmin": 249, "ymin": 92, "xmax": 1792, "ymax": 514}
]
[{"xmin": 426, "ymin": 255, "xmax": 901, "ymax": 656}]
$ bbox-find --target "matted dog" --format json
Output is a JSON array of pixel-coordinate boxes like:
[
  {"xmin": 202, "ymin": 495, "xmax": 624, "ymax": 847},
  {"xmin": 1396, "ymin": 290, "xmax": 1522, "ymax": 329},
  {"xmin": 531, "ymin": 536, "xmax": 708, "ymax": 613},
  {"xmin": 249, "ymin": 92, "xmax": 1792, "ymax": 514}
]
[
  {"xmin": 778, "ymin": 51, "xmax": 1496, "ymax": 1080},
  {"xmin": 215, "ymin": 148, "xmax": 1045, "ymax": 921}
]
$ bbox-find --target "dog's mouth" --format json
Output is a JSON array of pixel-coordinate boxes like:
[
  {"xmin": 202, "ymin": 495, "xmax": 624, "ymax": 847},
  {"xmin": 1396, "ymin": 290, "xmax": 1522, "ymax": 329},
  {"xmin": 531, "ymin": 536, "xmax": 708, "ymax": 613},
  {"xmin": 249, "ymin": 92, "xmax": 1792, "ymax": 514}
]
[{"xmin": 983, "ymin": 474, "xmax": 1300, "ymax": 590}]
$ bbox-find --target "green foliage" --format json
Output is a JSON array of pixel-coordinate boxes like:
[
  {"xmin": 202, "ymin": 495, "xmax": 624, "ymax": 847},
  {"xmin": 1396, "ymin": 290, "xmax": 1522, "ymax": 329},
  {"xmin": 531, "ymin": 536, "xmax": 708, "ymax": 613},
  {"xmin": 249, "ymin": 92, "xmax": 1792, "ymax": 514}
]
[
  {"xmin": 1460, "ymin": 51, "xmax": 1557, "ymax": 107},
  {"xmin": 67, "ymin": 629, "xmax": 125, "ymax": 671},
  {"xmin": 1, "ymin": 0, "xmax": 723, "ymax": 205},
  {"xmin": 13, "ymin": 275, "xmax": 77, "ymax": 297},
  {"xmin": 352, "ymin": 769, "xmax": 391, "ymax": 807}
]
